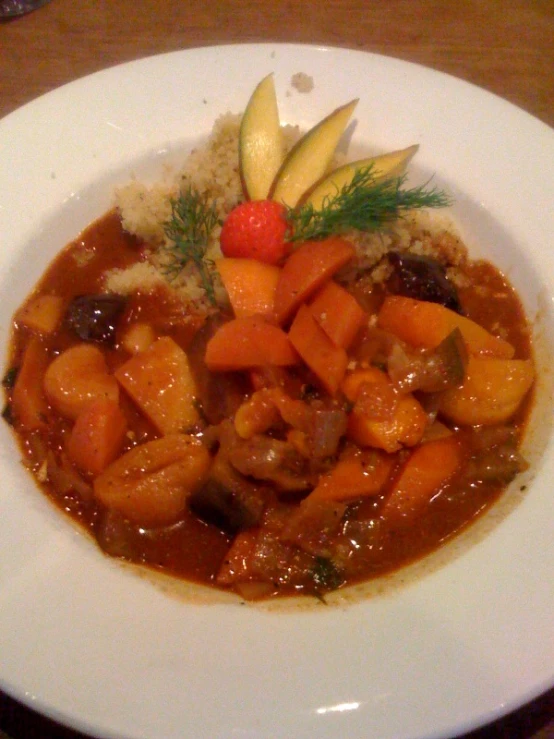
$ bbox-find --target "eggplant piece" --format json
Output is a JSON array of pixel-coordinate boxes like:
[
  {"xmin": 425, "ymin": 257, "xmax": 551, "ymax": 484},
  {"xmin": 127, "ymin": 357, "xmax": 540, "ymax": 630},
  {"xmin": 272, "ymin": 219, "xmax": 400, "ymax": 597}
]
[
  {"xmin": 229, "ymin": 434, "xmax": 314, "ymax": 492},
  {"xmin": 309, "ymin": 408, "xmax": 348, "ymax": 459},
  {"xmin": 464, "ymin": 445, "xmax": 527, "ymax": 485},
  {"xmin": 65, "ymin": 294, "xmax": 127, "ymax": 345},
  {"xmin": 462, "ymin": 425, "xmax": 528, "ymax": 484},
  {"xmin": 95, "ymin": 508, "xmax": 140, "ymax": 559},
  {"xmin": 281, "ymin": 497, "xmax": 347, "ymax": 558},
  {"xmin": 388, "ymin": 252, "xmax": 462, "ymax": 313},
  {"xmin": 189, "ymin": 451, "xmax": 267, "ymax": 533},
  {"xmin": 388, "ymin": 328, "xmax": 468, "ymax": 393}
]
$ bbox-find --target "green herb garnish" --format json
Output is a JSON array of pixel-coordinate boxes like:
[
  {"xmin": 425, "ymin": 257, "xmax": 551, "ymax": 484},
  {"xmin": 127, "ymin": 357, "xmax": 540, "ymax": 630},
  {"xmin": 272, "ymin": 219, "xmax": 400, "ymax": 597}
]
[
  {"xmin": 163, "ymin": 188, "xmax": 220, "ymax": 305},
  {"xmin": 286, "ymin": 166, "xmax": 451, "ymax": 242},
  {"xmin": 311, "ymin": 556, "xmax": 344, "ymax": 600}
]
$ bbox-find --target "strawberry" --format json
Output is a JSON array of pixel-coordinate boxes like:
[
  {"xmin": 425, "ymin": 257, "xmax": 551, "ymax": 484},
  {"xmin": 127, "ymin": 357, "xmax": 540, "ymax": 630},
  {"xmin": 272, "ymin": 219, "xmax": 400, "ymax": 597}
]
[{"xmin": 220, "ymin": 200, "xmax": 289, "ymax": 265}]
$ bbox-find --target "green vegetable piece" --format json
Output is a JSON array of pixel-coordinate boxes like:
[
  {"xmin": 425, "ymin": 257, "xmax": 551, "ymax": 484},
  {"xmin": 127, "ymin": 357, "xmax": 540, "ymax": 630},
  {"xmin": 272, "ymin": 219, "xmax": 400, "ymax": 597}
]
[
  {"xmin": 433, "ymin": 327, "xmax": 469, "ymax": 389},
  {"xmin": 389, "ymin": 327, "xmax": 468, "ymax": 394}
]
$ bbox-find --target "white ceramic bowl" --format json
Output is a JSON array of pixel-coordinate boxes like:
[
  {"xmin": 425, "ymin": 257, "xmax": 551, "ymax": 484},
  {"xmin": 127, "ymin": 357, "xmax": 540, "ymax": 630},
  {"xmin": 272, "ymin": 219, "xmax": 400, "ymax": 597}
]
[{"xmin": 0, "ymin": 44, "xmax": 552, "ymax": 739}]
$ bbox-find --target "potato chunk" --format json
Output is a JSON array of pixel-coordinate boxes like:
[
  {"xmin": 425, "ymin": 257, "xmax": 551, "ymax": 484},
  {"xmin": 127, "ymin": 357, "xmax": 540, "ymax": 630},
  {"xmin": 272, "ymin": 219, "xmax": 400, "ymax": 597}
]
[
  {"xmin": 94, "ymin": 435, "xmax": 210, "ymax": 527},
  {"xmin": 115, "ymin": 336, "xmax": 199, "ymax": 434}
]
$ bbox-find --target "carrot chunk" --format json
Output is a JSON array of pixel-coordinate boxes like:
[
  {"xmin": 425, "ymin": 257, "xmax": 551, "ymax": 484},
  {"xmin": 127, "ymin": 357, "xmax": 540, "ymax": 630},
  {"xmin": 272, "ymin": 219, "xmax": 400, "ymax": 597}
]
[
  {"xmin": 288, "ymin": 304, "xmax": 348, "ymax": 395},
  {"xmin": 204, "ymin": 316, "xmax": 298, "ymax": 371},
  {"xmin": 377, "ymin": 295, "xmax": 515, "ymax": 358},
  {"xmin": 115, "ymin": 336, "xmax": 199, "ymax": 435},
  {"xmin": 273, "ymin": 237, "xmax": 356, "ymax": 325},
  {"xmin": 381, "ymin": 435, "xmax": 463, "ymax": 524},
  {"xmin": 307, "ymin": 451, "xmax": 395, "ymax": 502},
  {"xmin": 66, "ymin": 398, "xmax": 128, "ymax": 476},
  {"xmin": 216, "ymin": 529, "xmax": 259, "ymax": 585},
  {"xmin": 11, "ymin": 337, "xmax": 50, "ymax": 430},
  {"xmin": 216, "ymin": 258, "xmax": 281, "ymax": 319},
  {"xmin": 308, "ymin": 280, "xmax": 367, "ymax": 348}
]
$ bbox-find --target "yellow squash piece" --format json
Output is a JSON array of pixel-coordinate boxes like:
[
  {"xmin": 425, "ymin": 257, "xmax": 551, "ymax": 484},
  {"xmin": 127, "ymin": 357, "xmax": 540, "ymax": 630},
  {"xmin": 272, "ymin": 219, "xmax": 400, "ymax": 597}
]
[
  {"xmin": 94, "ymin": 435, "xmax": 211, "ymax": 527},
  {"xmin": 239, "ymin": 74, "xmax": 284, "ymax": 200},
  {"xmin": 43, "ymin": 344, "xmax": 119, "ymax": 421},
  {"xmin": 439, "ymin": 356, "xmax": 534, "ymax": 426},
  {"xmin": 302, "ymin": 144, "xmax": 419, "ymax": 211},
  {"xmin": 270, "ymin": 99, "xmax": 358, "ymax": 207},
  {"xmin": 114, "ymin": 336, "xmax": 199, "ymax": 434}
]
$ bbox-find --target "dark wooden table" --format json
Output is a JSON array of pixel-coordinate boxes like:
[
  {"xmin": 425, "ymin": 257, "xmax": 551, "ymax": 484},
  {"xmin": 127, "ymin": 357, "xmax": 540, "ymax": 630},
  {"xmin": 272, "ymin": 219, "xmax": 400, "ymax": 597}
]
[{"xmin": 1, "ymin": 0, "xmax": 553, "ymax": 736}]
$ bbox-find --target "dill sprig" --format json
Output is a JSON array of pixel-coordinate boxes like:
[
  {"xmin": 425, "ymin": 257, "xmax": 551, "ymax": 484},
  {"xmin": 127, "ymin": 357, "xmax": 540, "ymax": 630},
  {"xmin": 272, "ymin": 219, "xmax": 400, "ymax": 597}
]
[
  {"xmin": 163, "ymin": 187, "xmax": 220, "ymax": 304},
  {"xmin": 286, "ymin": 166, "xmax": 452, "ymax": 242}
]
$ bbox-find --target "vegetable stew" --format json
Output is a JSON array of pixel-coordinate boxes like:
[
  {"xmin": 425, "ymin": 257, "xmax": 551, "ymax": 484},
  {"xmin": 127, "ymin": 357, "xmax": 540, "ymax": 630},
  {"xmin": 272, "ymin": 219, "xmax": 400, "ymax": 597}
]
[{"xmin": 3, "ymin": 209, "xmax": 534, "ymax": 601}]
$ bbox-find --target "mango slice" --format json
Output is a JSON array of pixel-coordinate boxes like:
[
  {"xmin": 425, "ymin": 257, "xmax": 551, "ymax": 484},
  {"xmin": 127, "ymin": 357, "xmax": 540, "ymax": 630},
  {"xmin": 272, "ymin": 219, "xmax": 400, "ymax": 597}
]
[
  {"xmin": 239, "ymin": 74, "xmax": 284, "ymax": 200},
  {"xmin": 271, "ymin": 99, "xmax": 358, "ymax": 207},
  {"xmin": 302, "ymin": 144, "xmax": 419, "ymax": 210}
]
